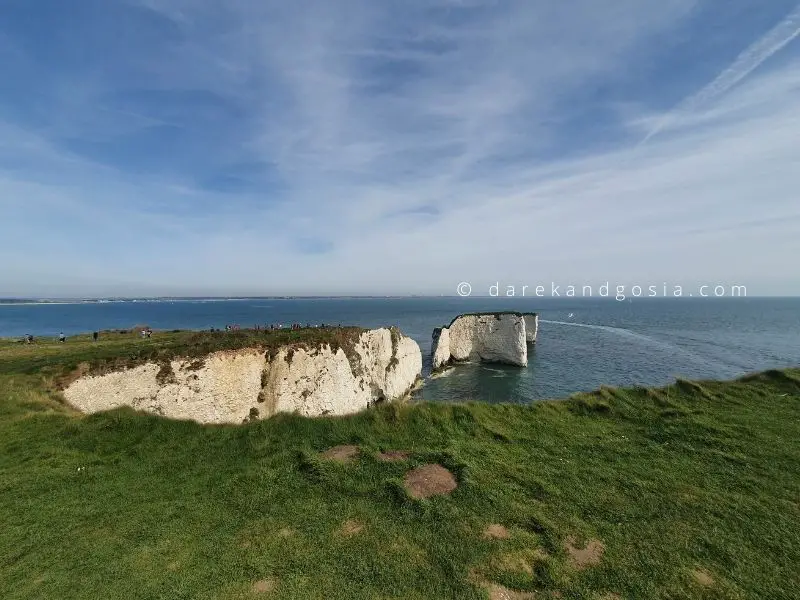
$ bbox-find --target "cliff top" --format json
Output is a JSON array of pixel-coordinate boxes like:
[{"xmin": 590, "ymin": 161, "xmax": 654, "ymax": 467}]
[
  {"xmin": 444, "ymin": 310, "xmax": 538, "ymax": 328},
  {"xmin": 0, "ymin": 326, "xmax": 379, "ymax": 380}
]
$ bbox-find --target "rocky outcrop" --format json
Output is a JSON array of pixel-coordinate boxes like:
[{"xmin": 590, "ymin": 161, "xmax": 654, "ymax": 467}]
[
  {"xmin": 260, "ymin": 328, "xmax": 422, "ymax": 418},
  {"xmin": 63, "ymin": 328, "xmax": 422, "ymax": 424},
  {"xmin": 431, "ymin": 326, "xmax": 451, "ymax": 371},
  {"xmin": 431, "ymin": 312, "xmax": 537, "ymax": 370},
  {"xmin": 523, "ymin": 313, "xmax": 539, "ymax": 342}
]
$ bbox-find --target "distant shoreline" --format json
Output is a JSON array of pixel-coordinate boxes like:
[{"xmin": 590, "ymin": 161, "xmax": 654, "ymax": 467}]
[
  {"xmin": 0, "ymin": 296, "xmax": 419, "ymax": 305},
  {"xmin": 0, "ymin": 295, "xmax": 791, "ymax": 307}
]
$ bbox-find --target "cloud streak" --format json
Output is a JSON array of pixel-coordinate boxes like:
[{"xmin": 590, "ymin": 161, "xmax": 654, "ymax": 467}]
[{"xmin": 640, "ymin": 1, "xmax": 800, "ymax": 145}]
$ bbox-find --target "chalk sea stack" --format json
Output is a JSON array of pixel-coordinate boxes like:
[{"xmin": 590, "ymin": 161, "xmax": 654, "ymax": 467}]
[{"xmin": 431, "ymin": 312, "xmax": 538, "ymax": 369}]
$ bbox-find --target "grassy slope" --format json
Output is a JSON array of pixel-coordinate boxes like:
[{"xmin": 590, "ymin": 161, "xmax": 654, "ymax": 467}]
[{"xmin": 1, "ymin": 335, "xmax": 799, "ymax": 599}]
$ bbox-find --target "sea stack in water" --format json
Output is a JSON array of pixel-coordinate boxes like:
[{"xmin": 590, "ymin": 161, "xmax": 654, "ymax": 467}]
[
  {"xmin": 431, "ymin": 312, "xmax": 538, "ymax": 370},
  {"xmin": 63, "ymin": 328, "xmax": 422, "ymax": 424}
]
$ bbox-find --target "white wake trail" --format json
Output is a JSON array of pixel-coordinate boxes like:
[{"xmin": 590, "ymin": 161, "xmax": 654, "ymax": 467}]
[
  {"xmin": 640, "ymin": 2, "xmax": 800, "ymax": 145},
  {"xmin": 540, "ymin": 319, "xmax": 665, "ymax": 346},
  {"xmin": 540, "ymin": 319, "xmax": 737, "ymax": 370}
]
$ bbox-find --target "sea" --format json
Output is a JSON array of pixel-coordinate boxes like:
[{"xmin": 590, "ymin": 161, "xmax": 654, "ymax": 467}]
[{"xmin": 2, "ymin": 297, "xmax": 799, "ymax": 403}]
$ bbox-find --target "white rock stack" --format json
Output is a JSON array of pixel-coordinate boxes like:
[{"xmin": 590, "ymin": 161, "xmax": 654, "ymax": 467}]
[{"xmin": 431, "ymin": 312, "xmax": 537, "ymax": 370}]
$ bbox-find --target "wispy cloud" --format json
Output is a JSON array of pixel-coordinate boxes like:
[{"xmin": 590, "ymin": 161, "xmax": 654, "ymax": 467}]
[
  {"xmin": 0, "ymin": 0, "xmax": 799, "ymax": 296},
  {"xmin": 640, "ymin": 1, "xmax": 800, "ymax": 145}
]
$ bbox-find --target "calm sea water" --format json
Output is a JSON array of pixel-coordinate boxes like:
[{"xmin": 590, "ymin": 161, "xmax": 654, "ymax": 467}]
[{"xmin": 2, "ymin": 297, "xmax": 799, "ymax": 402}]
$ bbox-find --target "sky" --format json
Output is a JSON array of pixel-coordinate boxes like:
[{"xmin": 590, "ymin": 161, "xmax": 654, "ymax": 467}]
[{"xmin": 1, "ymin": 0, "xmax": 799, "ymax": 297}]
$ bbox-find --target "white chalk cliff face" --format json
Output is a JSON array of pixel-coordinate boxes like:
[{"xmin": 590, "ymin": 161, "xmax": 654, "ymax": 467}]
[
  {"xmin": 431, "ymin": 313, "xmax": 537, "ymax": 369},
  {"xmin": 63, "ymin": 328, "xmax": 422, "ymax": 424},
  {"xmin": 524, "ymin": 314, "xmax": 539, "ymax": 342}
]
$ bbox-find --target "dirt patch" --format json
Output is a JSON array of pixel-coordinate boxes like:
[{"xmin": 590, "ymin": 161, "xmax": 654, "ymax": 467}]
[
  {"xmin": 252, "ymin": 578, "xmax": 277, "ymax": 594},
  {"xmin": 403, "ymin": 464, "xmax": 457, "ymax": 499},
  {"xmin": 377, "ymin": 450, "xmax": 410, "ymax": 462},
  {"xmin": 468, "ymin": 569, "xmax": 536, "ymax": 600},
  {"xmin": 321, "ymin": 444, "xmax": 359, "ymax": 463},
  {"xmin": 486, "ymin": 583, "xmax": 536, "ymax": 600},
  {"xmin": 338, "ymin": 519, "xmax": 364, "ymax": 537},
  {"xmin": 277, "ymin": 527, "xmax": 294, "ymax": 538},
  {"xmin": 185, "ymin": 358, "xmax": 206, "ymax": 371},
  {"xmin": 692, "ymin": 568, "xmax": 715, "ymax": 587},
  {"xmin": 483, "ymin": 524, "xmax": 511, "ymax": 540},
  {"xmin": 155, "ymin": 362, "xmax": 177, "ymax": 385},
  {"xmin": 564, "ymin": 536, "xmax": 604, "ymax": 570}
]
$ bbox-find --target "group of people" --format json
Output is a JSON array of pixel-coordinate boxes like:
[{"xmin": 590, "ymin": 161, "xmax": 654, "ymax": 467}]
[
  {"xmin": 220, "ymin": 322, "xmax": 334, "ymax": 332},
  {"xmin": 22, "ymin": 331, "xmax": 110, "ymax": 343},
  {"xmin": 17, "ymin": 321, "xmax": 343, "ymax": 344},
  {"xmin": 22, "ymin": 332, "xmax": 68, "ymax": 343}
]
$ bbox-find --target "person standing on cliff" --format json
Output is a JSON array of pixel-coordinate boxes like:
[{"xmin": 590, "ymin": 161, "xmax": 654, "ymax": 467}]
[{"xmin": 59, "ymin": 332, "xmax": 66, "ymax": 343}]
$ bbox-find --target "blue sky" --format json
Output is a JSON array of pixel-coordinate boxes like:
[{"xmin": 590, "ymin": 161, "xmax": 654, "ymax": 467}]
[{"xmin": 1, "ymin": 0, "xmax": 799, "ymax": 296}]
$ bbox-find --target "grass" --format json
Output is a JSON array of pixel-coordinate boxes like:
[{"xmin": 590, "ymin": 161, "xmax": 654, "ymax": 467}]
[{"xmin": 0, "ymin": 335, "xmax": 799, "ymax": 599}]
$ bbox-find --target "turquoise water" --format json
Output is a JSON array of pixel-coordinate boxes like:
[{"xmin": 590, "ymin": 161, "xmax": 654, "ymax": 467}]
[{"xmin": 2, "ymin": 297, "xmax": 799, "ymax": 402}]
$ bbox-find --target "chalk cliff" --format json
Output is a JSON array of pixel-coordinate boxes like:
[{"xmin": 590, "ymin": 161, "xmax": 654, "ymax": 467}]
[
  {"xmin": 524, "ymin": 313, "xmax": 539, "ymax": 342},
  {"xmin": 431, "ymin": 312, "xmax": 537, "ymax": 369},
  {"xmin": 63, "ymin": 328, "xmax": 422, "ymax": 424}
]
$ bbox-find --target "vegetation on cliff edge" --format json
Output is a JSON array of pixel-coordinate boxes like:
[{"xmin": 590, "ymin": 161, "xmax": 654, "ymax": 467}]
[{"xmin": 0, "ymin": 328, "xmax": 367, "ymax": 383}]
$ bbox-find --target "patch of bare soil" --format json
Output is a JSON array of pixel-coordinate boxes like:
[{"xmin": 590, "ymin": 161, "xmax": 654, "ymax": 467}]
[
  {"xmin": 468, "ymin": 569, "xmax": 536, "ymax": 600},
  {"xmin": 338, "ymin": 519, "xmax": 364, "ymax": 537},
  {"xmin": 564, "ymin": 536, "xmax": 605, "ymax": 570},
  {"xmin": 321, "ymin": 444, "xmax": 359, "ymax": 463},
  {"xmin": 277, "ymin": 527, "xmax": 294, "ymax": 538},
  {"xmin": 252, "ymin": 578, "xmax": 277, "ymax": 594},
  {"xmin": 376, "ymin": 450, "xmax": 410, "ymax": 462},
  {"xmin": 692, "ymin": 568, "xmax": 715, "ymax": 587},
  {"xmin": 483, "ymin": 524, "xmax": 511, "ymax": 539},
  {"xmin": 403, "ymin": 464, "xmax": 457, "ymax": 499}
]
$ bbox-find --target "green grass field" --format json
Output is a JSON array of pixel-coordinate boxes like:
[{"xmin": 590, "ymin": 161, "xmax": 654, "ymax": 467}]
[{"xmin": 1, "ymin": 333, "xmax": 799, "ymax": 599}]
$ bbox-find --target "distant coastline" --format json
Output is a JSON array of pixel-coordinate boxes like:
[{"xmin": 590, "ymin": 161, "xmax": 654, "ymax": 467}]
[
  {"xmin": 1, "ymin": 295, "xmax": 789, "ymax": 306},
  {"xmin": 0, "ymin": 296, "xmax": 420, "ymax": 306}
]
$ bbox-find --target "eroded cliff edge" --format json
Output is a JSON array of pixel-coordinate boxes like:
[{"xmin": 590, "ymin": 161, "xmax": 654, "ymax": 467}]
[
  {"xmin": 63, "ymin": 327, "xmax": 422, "ymax": 424},
  {"xmin": 431, "ymin": 312, "xmax": 537, "ymax": 369}
]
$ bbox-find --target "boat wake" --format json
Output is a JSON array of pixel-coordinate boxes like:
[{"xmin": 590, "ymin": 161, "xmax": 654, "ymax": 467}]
[{"xmin": 539, "ymin": 319, "xmax": 735, "ymax": 369}]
